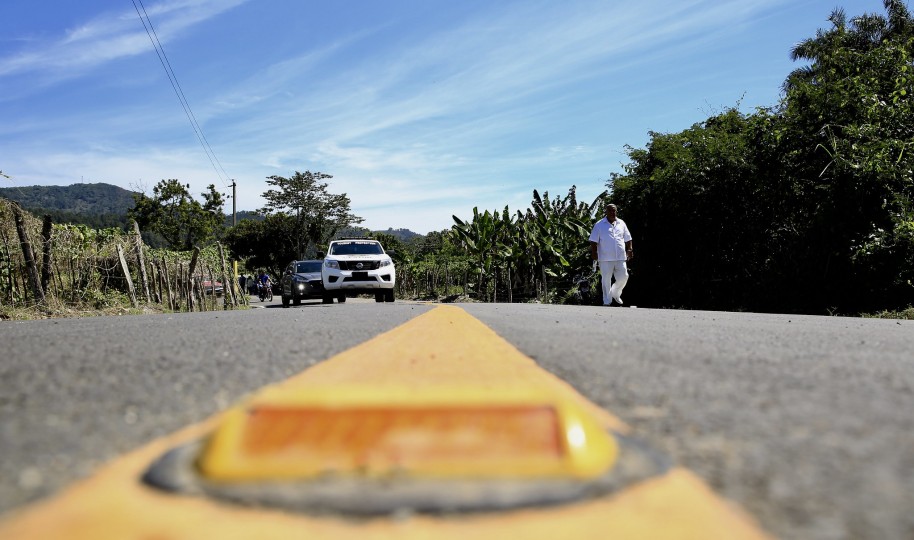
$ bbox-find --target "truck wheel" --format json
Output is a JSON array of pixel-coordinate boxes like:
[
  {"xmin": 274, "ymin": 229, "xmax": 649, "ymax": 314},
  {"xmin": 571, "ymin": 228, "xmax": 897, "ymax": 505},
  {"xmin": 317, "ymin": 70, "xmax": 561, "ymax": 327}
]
[
  {"xmin": 337, "ymin": 293, "xmax": 346, "ymax": 303},
  {"xmin": 385, "ymin": 289, "xmax": 395, "ymax": 302}
]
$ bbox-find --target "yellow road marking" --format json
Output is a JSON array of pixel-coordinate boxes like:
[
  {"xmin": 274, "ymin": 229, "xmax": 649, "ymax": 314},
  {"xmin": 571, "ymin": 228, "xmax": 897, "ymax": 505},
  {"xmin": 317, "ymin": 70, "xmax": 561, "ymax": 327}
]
[
  {"xmin": 200, "ymin": 393, "xmax": 617, "ymax": 480},
  {"xmin": 0, "ymin": 305, "xmax": 772, "ymax": 539}
]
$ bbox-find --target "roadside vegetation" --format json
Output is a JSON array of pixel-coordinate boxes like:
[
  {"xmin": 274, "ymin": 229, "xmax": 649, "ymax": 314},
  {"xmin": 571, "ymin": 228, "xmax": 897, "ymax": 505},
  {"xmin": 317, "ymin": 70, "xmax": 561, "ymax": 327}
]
[
  {"xmin": 0, "ymin": 197, "xmax": 246, "ymax": 320},
  {"xmin": 608, "ymin": 1, "xmax": 914, "ymax": 315},
  {"xmin": 1, "ymin": 1, "xmax": 911, "ymax": 319}
]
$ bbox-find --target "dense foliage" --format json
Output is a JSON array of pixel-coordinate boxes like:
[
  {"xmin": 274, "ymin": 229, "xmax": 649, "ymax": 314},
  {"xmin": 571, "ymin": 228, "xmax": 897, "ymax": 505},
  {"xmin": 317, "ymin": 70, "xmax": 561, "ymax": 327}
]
[
  {"xmin": 0, "ymin": 183, "xmax": 137, "ymax": 231},
  {"xmin": 225, "ymin": 171, "xmax": 363, "ymax": 277},
  {"xmin": 129, "ymin": 179, "xmax": 225, "ymax": 251},
  {"xmin": 223, "ymin": 214, "xmax": 299, "ymax": 279},
  {"xmin": 0, "ymin": 183, "xmax": 137, "ymax": 215},
  {"xmin": 257, "ymin": 171, "xmax": 362, "ymax": 260},
  {"xmin": 607, "ymin": 0, "xmax": 914, "ymax": 313},
  {"xmin": 449, "ymin": 187, "xmax": 603, "ymax": 302},
  {"xmin": 0, "ymin": 198, "xmax": 243, "ymax": 318}
]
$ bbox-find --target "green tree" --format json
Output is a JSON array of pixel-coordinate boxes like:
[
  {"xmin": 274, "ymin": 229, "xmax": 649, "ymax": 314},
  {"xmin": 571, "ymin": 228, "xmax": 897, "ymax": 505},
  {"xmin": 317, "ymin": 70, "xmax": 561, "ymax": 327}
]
[
  {"xmin": 258, "ymin": 171, "xmax": 363, "ymax": 259},
  {"xmin": 779, "ymin": 0, "xmax": 914, "ymax": 311},
  {"xmin": 223, "ymin": 214, "xmax": 298, "ymax": 279},
  {"xmin": 610, "ymin": 109, "xmax": 772, "ymax": 309},
  {"xmin": 452, "ymin": 207, "xmax": 512, "ymax": 300},
  {"xmin": 448, "ymin": 187, "xmax": 603, "ymax": 303},
  {"xmin": 128, "ymin": 179, "xmax": 224, "ymax": 251},
  {"xmin": 609, "ymin": 0, "xmax": 914, "ymax": 313},
  {"xmin": 522, "ymin": 187, "xmax": 598, "ymax": 300}
]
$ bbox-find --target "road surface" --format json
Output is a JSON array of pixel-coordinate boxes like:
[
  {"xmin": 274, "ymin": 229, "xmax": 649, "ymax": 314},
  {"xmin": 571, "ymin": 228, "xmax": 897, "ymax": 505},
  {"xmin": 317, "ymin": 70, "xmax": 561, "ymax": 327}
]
[{"xmin": 1, "ymin": 299, "xmax": 912, "ymax": 539}]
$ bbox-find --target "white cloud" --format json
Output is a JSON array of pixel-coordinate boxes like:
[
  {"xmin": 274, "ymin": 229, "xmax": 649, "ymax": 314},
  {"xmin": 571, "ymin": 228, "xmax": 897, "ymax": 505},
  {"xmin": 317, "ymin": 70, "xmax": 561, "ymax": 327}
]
[
  {"xmin": 2, "ymin": 0, "xmax": 808, "ymax": 233},
  {"xmin": 0, "ymin": 0, "xmax": 250, "ymax": 79}
]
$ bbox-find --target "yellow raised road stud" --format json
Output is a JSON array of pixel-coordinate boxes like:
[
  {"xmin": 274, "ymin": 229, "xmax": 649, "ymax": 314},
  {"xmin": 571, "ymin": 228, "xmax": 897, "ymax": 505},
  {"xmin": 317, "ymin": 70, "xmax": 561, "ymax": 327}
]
[{"xmin": 198, "ymin": 386, "xmax": 619, "ymax": 481}]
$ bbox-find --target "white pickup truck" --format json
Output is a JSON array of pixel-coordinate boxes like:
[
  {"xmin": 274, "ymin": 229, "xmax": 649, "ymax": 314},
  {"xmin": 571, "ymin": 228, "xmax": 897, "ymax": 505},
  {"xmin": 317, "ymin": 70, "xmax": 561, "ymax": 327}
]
[{"xmin": 321, "ymin": 239, "xmax": 396, "ymax": 303}]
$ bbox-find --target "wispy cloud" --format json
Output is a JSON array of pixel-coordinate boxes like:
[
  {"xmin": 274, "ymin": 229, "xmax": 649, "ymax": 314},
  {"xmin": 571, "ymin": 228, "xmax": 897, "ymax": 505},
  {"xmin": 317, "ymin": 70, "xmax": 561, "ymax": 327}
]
[
  {"xmin": 221, "ymin": 0, "xmax": 792, "ymax": 150},
  {"xmin": 0, "ymin": 0, "xmax": 249, "ymax": 80},
  {"xmin": 171, "ymin": 0, "xmax": 798, "ymax": 228},
  {"xmin": 2, "ymin": 0, "xmax": 809, "ymax": 232}
]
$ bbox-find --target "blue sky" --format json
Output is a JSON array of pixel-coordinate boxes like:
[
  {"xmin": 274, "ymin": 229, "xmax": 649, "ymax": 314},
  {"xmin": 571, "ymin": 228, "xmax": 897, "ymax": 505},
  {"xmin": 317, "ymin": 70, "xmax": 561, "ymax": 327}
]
[{"xmin": 0, "ymin": 0, "xmax": 888, "ymax": 234}]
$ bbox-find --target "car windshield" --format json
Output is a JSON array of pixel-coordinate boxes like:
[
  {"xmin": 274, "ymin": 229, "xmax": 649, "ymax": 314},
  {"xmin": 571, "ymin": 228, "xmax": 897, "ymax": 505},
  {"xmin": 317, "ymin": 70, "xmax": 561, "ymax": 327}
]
[
  {"xmin": 330, "ymin": 242, "xmax": 383, "ymax": 256},
  {"xmin": 296, "ymin": 261, "xmax": 322, "ymax": 273}
]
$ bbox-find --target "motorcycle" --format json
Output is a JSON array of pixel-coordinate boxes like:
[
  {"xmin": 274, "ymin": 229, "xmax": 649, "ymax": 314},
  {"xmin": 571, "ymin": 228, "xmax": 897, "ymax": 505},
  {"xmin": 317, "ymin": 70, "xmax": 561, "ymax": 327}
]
[{"xmin": 258, "ymin": 281, "xmax": 273, "ymax": 302}]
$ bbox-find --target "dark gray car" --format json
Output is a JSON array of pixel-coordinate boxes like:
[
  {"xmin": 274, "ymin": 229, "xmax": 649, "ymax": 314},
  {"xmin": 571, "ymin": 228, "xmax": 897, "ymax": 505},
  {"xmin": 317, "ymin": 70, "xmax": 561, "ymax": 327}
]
[{"xmin": 280, "ymin": 260, "xmax": 325, "ymax": 307}]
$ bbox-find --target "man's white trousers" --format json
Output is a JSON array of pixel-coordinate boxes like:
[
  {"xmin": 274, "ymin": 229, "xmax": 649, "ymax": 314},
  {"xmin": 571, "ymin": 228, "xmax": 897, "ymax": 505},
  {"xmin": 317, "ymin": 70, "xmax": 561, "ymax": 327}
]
[{"xmin": 599, "ymin": 260, "xmax": 628, "ymax": 305}]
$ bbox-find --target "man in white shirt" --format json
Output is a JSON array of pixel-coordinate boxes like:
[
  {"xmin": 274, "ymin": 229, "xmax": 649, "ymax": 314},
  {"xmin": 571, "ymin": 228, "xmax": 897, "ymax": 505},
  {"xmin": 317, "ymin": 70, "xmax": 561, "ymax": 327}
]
[{"xmin": 589, "ymin": 203, "xmax": 633, "ymax": 306}]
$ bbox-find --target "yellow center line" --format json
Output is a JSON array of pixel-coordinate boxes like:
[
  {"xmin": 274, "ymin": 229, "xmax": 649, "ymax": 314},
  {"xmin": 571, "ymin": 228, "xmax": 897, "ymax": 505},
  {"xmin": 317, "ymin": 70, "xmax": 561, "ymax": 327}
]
[{"xmin": 0, "ymin": 305, "xmax": 772, "ymax": 539}]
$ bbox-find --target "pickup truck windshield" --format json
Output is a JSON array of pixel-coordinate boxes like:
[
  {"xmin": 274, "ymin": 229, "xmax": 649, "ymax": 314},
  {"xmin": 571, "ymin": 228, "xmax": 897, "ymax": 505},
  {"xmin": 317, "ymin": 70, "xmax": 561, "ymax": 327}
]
[{"xmin": 330, "ymin": 242, "xmax": 384, "ymax": 256}]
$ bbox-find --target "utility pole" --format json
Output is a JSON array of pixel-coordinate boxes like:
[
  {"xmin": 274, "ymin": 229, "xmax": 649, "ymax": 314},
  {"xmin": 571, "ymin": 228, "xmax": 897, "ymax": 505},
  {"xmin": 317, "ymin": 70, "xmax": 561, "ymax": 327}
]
[
  {"xmin": 230, "ymin": 179, "xmax": 238, "ymax": 291},
  {"xmin": 231, "ymin": 180, "xmax": 237, "ymax": 227}
]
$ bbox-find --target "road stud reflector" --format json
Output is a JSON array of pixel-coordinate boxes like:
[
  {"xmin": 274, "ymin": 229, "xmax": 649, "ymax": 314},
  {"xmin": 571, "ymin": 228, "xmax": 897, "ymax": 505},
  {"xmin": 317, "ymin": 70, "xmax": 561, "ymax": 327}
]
[
  {"xmin": 197, "ymin": 386, "xmax": 618, "ymax": 481},
  {"xmin": 139, "ymin": 386, "xmax": 656, "ymax": 514}
]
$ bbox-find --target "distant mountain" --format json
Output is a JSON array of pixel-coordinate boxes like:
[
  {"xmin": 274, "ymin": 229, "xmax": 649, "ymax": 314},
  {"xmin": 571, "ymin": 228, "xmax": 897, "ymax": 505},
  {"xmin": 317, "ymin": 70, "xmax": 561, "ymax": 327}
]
[
  {"xmin": 0, "ymin": 183, "xmax": 138, "ymax": 229},
  {"xmin": 332, "ymin": 226, "xmax": 422, "ymax": 241},
  {"xmin": 375, "ymin": 228, "xmax": 422, "ymax": 241},
  {"xmin": 0, "ymin": 182, "xmax": 137, "ymax": 215},
  {"xmin": 223, "ymin": 210, "xmax": 263, "ymax": 226},
  {"xmin": 333, "ymin": 226, "xmax": 372, "ymax": 239},
  {"xmin": 0, "ymin": 184, "xmax": 422, "ymax": 239}
]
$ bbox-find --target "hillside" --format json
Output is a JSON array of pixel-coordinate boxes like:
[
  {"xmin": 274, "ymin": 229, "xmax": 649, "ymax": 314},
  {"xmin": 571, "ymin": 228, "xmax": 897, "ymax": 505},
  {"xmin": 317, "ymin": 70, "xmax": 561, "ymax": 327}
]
[
  {"xmin": 223, "ymin": 210, "xmax": 264, "ymax": 226},
  {"xmin": 375, "ymin": 228, "xmax": 422, "ymax": 241},
  {"xmin": 0, "ymin": 183, "xmax": 423, "ymax": 238},
  {"xmin": 0, "ymin": 183, "xmax": 137, "ymax": 215}
]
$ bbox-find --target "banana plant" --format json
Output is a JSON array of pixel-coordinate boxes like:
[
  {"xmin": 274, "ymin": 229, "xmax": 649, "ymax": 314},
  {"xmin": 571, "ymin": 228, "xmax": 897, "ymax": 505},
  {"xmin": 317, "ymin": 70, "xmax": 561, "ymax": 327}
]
[{"xmin": 451, "ymin": 187, "xmax": 606, "ymax": 302}]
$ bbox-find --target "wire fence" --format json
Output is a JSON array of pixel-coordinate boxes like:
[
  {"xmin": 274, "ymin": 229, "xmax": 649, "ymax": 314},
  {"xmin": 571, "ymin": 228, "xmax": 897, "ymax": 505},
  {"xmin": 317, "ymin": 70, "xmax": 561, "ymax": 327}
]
[
  {"xmin": 0, "ymin": 198, "xmax": 246, "ymax": 318},
  {"xmin": 1, "ymin": 197, "xmax": 604, "ymax": 317}
]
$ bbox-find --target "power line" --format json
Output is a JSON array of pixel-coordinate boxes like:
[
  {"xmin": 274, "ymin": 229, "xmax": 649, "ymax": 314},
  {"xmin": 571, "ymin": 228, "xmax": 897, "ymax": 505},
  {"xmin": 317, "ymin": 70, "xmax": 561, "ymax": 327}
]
[
  {"xmin": 131, "ymin": 0, "xmax": 232, "ymax": 193},
  {"xmin": 0, "ymin": 172, "xmax": 32, "ymax": 202}
]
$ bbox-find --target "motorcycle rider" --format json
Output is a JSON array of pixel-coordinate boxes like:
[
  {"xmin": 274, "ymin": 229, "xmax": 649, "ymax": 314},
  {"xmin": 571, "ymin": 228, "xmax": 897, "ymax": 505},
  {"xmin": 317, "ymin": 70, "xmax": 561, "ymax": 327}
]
[{"xmin": 258, "ymin": 271, "xmax": 271, "ymax": 299}]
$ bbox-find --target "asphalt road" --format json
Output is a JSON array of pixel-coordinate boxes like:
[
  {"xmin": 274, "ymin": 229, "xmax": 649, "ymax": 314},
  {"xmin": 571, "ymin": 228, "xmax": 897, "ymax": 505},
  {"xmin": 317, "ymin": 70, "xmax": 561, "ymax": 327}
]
[{"xmin": 1, "ymin": 298, "xmax": 913, "ymax": 540}]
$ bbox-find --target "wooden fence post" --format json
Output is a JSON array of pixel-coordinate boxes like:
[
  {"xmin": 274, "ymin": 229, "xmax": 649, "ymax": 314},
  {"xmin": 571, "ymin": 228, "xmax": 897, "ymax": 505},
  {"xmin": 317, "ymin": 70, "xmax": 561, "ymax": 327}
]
[
  {"xmin": 177, "ymin": 263, "xmax": 186, "ymax": 311},
  {"xmin": 159, "ymin": 259, "xmax": 173, "ymax": 311},
  {"xmin": 217, "ymin": 243, "xmax": 237, "ymax": 308},
  {"xmin": 205, "ymin": 264, "xmax": 216, "ymax": 311},
  {"xmin": 148, "ymin": 261, "xmax": 160, "ymax": 304},
  {"xmin": 188, "ymin": 247, "xmax": 200, "ymax": 311},
  {"xmin": 156, "ymin": 260, "xmax": 165, "ymax": 308},
  {"xmin": 116, "ymin": 243, "xmax": 138, "ymax": 308},
  {"xmin": 0, "ymin": 228, "xmax": 15, "ymax": 304},
  {"xmin": 131, "ymin": 221, "xmax": 151, "ymax": 303},
  {"xmin": 176, "ymin": 262, "xmax": 185, "ymax": 311},
  {"xmin": 41, "ymin": 215, "xmax": 53, "ymax": 296},
  {"xmin": 12, "ymin": 203, "xmax": 45, "ymax": 304},
  {"xmin": 196, "ymin": 273, "xmax": 207, "ymax": 312}
]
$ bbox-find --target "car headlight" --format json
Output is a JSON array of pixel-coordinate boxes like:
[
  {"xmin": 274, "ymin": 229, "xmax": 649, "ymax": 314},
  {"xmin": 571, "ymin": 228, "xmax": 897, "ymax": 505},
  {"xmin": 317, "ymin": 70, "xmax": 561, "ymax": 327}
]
[
  {"xmin": 380, "ymin": 259, "xmax": 391, "ymax": 267},
  {"xmin": 325, "ymin": 260, "xmax": 339, "ymax": 269}
]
